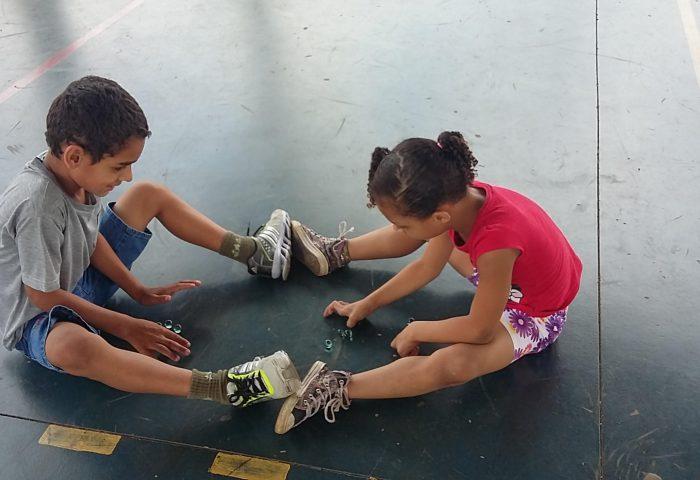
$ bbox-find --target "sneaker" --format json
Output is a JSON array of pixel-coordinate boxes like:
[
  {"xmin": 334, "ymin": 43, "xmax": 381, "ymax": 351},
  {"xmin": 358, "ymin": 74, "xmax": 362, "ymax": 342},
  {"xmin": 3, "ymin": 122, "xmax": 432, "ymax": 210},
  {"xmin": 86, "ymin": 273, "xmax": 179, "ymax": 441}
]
[
  {"xmin": 247, "ymin": 209, "xmax": 292, "ymax": 280},
  {"xmin": 291, "ymin": 220, "xmax": 354, "ymax": 276},
  {"xmin": 274, "ymin": 361, "xmax": 352, "ymax": 434},
  {"xmin": 227, "ymin": 351, "xmax": 301, "ymax": 407}
]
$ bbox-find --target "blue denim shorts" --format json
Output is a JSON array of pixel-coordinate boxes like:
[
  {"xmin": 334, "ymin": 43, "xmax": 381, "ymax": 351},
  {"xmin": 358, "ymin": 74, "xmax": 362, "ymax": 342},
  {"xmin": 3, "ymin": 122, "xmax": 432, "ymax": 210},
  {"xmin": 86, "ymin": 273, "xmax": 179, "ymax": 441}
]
[{"xmin": 14, "ymin": 202, "xmax": 151, "ymax": 372}]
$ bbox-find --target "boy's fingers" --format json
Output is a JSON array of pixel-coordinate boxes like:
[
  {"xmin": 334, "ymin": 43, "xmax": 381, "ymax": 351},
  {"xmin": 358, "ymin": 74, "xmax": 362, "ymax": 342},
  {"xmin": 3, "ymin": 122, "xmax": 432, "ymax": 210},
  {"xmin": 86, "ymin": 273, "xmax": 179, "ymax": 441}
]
[
  {"xmin": 162, "ymin": 337, "xmax": 190, "ymax": 356},
  {"xmin": 172, "ymin": 282, "xmax": 199, "ymax": 291},
  {"xmin": 153, "ymin": 343, "xmax": 180, "ymax": 362},
  {"xmin": 155, "ymin": 294, "xmax": 171, "ymax": 304},
  {"xmin": 162, "ymin": 328, "xmax": 191, "ymax": 347},
  {"xmin": 143, "ymin": 349, "xmax": 159, "ymax": 359}
]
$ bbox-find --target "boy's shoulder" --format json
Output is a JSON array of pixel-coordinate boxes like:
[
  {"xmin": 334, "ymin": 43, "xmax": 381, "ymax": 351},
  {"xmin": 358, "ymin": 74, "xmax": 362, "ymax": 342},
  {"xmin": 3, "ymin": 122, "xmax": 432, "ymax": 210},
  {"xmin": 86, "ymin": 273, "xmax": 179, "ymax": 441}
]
[{"xmin": 0, "ymin": 155, "xmax": 68, "ymax": 224}]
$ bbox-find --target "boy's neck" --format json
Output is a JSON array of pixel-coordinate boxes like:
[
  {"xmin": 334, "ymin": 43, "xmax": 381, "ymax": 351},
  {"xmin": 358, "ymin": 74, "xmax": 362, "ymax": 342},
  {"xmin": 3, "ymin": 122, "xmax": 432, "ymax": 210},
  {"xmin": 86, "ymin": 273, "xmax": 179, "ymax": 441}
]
[{"xmin": 43, "ymin": 152, "xmax": 89, "ymax": 204}]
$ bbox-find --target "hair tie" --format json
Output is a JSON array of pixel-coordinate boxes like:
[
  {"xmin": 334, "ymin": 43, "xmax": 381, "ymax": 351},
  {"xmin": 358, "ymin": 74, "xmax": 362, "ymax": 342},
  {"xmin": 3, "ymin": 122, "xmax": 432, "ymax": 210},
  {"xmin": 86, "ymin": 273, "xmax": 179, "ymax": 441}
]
[{"xmin": 436, "ymin": 141, "xmax": 443, "ymax": 149}]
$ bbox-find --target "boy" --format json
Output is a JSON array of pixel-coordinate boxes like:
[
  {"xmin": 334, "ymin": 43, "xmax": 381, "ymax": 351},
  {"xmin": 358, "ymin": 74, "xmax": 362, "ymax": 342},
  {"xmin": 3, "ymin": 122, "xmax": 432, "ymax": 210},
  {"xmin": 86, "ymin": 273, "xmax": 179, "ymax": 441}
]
[{"xmin": 0, "ymin": 76, "xmax": 300, "ymax": 407}]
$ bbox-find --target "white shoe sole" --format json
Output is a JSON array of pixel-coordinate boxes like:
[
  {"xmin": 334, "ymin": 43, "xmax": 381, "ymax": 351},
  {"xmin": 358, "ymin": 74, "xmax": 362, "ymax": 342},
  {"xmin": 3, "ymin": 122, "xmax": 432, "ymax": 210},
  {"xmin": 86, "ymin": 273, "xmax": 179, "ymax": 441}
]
[
  {"xmin": 274, "ymin": 360, "xmax": 326, "ymax": 434},
  {"xmin": 291, "ymin": 221, "xmax": 329, "ymax": 276},
  {"xmin": 271, "ymin": 210, "xmax": 292, "ymax": 281},
  {"xmin": 267, "ymin": 350, "xmax": 301, "ymax": 399}
]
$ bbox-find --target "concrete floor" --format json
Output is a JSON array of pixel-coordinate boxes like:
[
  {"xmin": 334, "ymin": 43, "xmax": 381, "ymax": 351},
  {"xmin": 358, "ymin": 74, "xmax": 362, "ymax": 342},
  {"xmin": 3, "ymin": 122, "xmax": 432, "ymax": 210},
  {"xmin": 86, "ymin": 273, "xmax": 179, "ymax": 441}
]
[{"xmin": 0, "ymin": 1, "xmax": 698, "ymax": 478}]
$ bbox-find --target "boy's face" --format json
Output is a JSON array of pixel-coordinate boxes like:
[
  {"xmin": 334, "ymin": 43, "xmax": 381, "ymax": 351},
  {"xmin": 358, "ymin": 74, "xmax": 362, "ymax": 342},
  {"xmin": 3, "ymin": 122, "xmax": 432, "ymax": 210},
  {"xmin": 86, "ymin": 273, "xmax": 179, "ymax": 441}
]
[{"xmin": 64, "ymin": 136, "xmax": 145, "ymax": 197}]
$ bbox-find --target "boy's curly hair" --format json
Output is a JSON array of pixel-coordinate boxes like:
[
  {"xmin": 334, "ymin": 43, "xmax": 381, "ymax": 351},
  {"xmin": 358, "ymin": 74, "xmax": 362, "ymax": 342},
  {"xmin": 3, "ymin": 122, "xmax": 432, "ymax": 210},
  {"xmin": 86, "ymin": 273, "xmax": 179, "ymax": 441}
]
[
  {"xmin": 367, "ymin": 131, "xmax": 478, "ymax": 218},
  {"xmin": 45, "ymin": 76, "xmax": 150, "ymax": 162}
]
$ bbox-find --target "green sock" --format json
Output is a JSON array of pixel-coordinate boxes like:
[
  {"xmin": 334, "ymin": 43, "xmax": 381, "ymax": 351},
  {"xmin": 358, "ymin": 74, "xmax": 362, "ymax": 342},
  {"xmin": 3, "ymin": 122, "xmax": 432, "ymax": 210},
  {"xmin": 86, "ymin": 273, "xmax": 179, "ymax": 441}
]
[
  {"xmin": 219, "ymin": 231, "xmax": 257, "ymax": 263},
  {"xmin": 188, "ymin": 369, "xmax": 229, "ymax": 404}
]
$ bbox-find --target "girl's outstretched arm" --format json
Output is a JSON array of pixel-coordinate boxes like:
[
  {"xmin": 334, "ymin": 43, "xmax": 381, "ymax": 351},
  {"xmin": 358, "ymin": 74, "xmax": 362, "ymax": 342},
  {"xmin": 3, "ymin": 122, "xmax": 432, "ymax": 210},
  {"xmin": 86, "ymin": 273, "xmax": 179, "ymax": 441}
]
[
  {"xmin": 324, "ymin": 232, "xmax": 454, "ymax": 327},
  {"xmin": 394, "ymin": 248, "xmax": 519, "ymax": 351}
]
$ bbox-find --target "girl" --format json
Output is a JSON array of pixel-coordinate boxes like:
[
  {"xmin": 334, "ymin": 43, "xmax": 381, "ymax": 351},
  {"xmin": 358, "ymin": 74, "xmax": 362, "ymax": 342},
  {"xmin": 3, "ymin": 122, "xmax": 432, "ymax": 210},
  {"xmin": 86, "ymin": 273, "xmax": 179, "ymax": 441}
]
[{"xmin": 275, "ymin": 131, "xmax": 582, "ymax": 434}]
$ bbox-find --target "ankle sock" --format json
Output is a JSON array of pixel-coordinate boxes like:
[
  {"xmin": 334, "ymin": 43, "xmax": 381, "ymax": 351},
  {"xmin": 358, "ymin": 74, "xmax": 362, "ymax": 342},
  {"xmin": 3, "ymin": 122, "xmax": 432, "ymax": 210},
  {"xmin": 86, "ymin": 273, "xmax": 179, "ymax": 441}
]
[
  {"xmin": 219, "ymin": 231, "xmax": 257, "ymax": 263},
  {"xmin": 188, "ymin": 369, "xmax": 229, "ymax": 404}
]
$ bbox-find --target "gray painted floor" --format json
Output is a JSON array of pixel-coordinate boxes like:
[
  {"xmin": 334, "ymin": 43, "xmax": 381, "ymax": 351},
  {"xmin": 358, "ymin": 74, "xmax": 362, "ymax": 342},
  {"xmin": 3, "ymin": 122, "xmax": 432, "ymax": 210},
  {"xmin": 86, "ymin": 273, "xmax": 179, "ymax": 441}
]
[{"xmin": 0, "ymin": 1, "xmax": 698, "ymax": 478}]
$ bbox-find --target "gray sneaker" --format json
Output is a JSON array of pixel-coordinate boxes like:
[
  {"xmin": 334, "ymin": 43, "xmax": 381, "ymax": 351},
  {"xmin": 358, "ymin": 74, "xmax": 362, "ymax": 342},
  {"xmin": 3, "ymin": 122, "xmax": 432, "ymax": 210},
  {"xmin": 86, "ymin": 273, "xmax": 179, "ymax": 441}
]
[
  {"xmin": 274, "ymin": 361, "xmax": 352, "ymax": 434},
  {"xmin": 291, "ymin": 221, "xmax": 353, "ymax": 276},
  {"xmin": 248, "ymin": 209, "xmax": 292, "ymax": 280},
  {"xmin": 227, "ymin": 351, "xmax": 301, "ymax": 408}
]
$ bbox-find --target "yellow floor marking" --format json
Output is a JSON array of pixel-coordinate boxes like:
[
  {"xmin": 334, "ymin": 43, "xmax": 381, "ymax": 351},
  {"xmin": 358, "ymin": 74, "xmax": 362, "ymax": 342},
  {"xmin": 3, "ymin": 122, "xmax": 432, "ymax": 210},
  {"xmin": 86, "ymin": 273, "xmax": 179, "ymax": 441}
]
[
  {"xmin": 38, "ymin": 424, "xmax": 121, "ymax": 455},
  {"xmin": 209, "ymin": 452, "xmax": 291, "ymax": 480},
  {"xmin": 677, "ymin": 0, "xmax": 700, "ymax": 87}
]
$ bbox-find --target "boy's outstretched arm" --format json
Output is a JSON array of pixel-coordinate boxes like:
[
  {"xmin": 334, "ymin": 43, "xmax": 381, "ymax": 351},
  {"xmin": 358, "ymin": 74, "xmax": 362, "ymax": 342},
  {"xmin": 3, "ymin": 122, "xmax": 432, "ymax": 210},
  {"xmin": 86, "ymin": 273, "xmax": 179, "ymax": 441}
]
[
  {"xmin": 24, "ymin": 285, "xmax": 190, "ymax": 361},
  {"xmin": 90, "ymin": 233, "xmax": 200, "ymax": 305}
]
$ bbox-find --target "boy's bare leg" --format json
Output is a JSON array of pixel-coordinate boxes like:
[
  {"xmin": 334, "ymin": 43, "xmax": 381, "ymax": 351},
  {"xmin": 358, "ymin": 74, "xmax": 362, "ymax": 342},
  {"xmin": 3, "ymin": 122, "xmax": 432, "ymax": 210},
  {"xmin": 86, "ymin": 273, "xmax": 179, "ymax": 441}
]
[
  {"xmin": 45, "ymin": 322, "xmax": 301, "ymax": 403},
  {"xmin": 347, "ymin": 225, "xmax": 425, "ymax": 260},
  {"xmin": 112, "ymin": 181, "xmax": 227, "ymax": 252},
  {"xmin": 46, "ymin": 322, "xmax": 191, "ymax": 396},
  {"xmin": 112, "ymin": 181, "xmax": 291, "ymax": 278}
]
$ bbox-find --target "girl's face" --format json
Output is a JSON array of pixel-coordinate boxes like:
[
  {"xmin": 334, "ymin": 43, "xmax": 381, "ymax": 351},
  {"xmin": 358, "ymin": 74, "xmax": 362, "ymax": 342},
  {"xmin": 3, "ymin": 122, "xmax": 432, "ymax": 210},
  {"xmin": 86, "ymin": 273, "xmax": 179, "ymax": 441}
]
[{"xmin": 376, "ymin": 199, "xmax": 451, "ymax": 241}]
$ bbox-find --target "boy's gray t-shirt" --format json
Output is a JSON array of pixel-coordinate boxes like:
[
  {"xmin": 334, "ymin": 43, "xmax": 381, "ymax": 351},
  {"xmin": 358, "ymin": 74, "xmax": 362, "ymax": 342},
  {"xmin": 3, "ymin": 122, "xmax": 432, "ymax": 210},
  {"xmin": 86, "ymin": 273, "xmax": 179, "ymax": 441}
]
[{"xmin": 0, "ymin": 153, "xmax": 101, "ymax": 350}]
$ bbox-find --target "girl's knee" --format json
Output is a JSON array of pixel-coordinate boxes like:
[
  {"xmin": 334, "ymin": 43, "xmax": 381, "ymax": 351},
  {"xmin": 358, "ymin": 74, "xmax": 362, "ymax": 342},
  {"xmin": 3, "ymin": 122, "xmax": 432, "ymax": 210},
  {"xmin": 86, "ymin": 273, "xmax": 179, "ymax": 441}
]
[{"xmin": 428, "ymin": 346, "xmax": 480, "ymax": 387}]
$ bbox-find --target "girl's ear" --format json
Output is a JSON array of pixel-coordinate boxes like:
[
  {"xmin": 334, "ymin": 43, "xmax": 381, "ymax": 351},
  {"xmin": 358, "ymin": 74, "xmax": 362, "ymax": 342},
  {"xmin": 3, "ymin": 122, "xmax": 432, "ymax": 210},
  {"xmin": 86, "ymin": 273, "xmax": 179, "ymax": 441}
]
[{"xmin": 433, "ymin": 210, "xmax": 451, "ymax": 224}]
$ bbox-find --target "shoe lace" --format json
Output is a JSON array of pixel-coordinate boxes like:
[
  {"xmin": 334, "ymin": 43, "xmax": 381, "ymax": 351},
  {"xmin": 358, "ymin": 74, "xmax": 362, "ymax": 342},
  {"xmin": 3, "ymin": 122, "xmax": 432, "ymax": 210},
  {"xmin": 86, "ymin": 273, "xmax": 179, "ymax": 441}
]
[
  {"xmin": 235, "ymin": 357, "xmax": 262, "ymax": 373},
  {"xmin": 228, "ymin": 370, "xmax": 269, "ymax": 406},
  {"xmin": 305, "ymin": 221, "xmax": 354, "ymax": 244},
  {"xmin": 337, "ymin": 221, "xmax": 354, "ymax": 239},
  {"xmin": 301, "ymin": 373, "xmax": 351, "ymax": 424}
]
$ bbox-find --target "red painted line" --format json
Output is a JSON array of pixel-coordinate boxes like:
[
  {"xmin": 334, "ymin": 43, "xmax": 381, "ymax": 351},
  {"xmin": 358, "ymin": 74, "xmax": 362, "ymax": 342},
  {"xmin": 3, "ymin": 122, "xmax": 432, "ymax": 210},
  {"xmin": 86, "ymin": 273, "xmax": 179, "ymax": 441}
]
[{"xmin": 0, "ymin": 0, "xmax": 144, "ymax": 105}]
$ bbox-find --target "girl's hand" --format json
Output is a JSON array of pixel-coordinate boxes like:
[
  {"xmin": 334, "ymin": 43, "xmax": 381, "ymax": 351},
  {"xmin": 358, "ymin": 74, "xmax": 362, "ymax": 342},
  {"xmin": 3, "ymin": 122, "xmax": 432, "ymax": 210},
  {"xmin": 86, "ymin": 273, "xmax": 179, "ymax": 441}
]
[
  {"xmin": 124, "ymin": 317, "xmax": 191, "ymax": 361},
  {"xmin": 133, "ymin": 280, "xmax": 201, "ymax": 306},
  {"xmin": 323, "ymin": 298, "xmax": 376, "ymax": 328},
  {"xmin": 391, "ymin": 323, "xmax": 421, "ymax": 357}
]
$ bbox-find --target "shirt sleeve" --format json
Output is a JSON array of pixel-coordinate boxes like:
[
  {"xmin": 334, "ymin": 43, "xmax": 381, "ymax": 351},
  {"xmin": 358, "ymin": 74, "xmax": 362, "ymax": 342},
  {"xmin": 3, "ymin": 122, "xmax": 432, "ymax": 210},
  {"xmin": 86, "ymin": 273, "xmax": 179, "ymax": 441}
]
[
  {"xmin": 15, "ymin": 212, "xmax": 64, "ymax": 292},
  {"xmin": 470, "ymin": 224, "xmax": 524, "ymax": 264}
]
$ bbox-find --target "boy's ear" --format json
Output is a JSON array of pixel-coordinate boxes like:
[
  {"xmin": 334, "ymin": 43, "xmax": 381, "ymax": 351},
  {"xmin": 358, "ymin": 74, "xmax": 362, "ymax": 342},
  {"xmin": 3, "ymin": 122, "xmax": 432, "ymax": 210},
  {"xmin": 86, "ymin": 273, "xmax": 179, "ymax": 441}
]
[{"xmin": 62, "ymin": 144, "xmax": 87, "ymax": 169}]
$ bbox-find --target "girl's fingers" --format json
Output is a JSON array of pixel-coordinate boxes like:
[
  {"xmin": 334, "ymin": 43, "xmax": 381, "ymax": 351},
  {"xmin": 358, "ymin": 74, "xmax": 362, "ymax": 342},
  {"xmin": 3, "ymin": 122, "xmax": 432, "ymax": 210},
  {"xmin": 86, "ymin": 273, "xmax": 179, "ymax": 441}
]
[
  {"xmin": 347, "ymin": 315, "xmax": 360, "ymax": 328},
  {"xmin": 324, "ymin": 300, "xmax": 344, "ymax": 317}
]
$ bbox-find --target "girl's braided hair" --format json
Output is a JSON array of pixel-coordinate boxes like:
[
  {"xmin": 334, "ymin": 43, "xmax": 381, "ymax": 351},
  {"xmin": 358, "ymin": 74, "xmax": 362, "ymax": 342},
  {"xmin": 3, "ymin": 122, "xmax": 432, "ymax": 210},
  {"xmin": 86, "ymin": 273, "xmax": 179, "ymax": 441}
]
[{"xmin": 367, "ymin": 131, "xmax": 478, "ymax": 218}]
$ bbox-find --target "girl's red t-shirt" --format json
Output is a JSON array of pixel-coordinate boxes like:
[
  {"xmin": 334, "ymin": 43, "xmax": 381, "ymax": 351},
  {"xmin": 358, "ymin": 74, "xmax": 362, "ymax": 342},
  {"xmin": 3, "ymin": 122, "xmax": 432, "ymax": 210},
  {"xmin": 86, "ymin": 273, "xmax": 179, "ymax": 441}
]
[{"xmin": 449, "ymin": 180, "xmax": 582, "ymax": 316}]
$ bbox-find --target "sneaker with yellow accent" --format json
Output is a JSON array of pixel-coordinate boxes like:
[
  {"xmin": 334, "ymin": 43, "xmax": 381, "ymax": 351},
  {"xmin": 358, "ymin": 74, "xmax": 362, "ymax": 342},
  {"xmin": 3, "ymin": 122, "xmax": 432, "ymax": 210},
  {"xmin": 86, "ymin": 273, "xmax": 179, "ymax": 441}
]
[{"xmin": 227, "ymin": 351, "xmax": 301, "ymax": 407}]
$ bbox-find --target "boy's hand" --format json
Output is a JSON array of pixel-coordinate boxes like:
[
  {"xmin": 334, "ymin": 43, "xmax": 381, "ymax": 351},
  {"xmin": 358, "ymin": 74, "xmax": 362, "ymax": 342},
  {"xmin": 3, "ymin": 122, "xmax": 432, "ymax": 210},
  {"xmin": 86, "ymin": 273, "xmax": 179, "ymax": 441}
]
[
  {"xmin": 323, "ymin": 298, "xmax": 376, "ymax": 328},
  {"xmin": 133, "ymin": 280, "xmax": 201, "ymax": 306},
  {"xmin": 124, "ymin": 317, "xmax": 191, "ymax": 361},
  {"xmin": 390, "ymin": 323, "xmax": 421, "ymax": 357}
]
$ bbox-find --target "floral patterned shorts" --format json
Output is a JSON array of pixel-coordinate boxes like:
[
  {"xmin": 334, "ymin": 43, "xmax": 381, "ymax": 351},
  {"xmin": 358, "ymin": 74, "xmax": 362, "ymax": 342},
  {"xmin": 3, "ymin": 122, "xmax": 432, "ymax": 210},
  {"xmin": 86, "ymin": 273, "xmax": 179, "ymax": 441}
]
[
  {"xmin": 499, "ymin": 308, "xmax": 567, "ymax": 363},
  {"xmin": 468, "ymin": 270, "xmax": 567, "ymax": 363}
]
